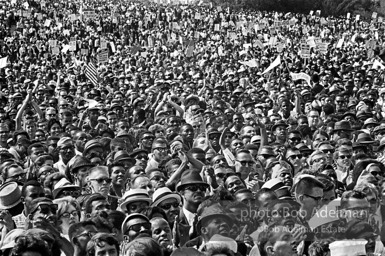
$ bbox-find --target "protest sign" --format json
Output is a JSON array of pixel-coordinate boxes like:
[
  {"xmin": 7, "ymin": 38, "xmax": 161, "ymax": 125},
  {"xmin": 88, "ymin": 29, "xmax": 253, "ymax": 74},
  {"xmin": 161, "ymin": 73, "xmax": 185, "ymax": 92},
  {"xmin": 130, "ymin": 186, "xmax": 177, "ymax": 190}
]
[{"xmin": 97, "ymin": 49, "xmax": 109, "ymax": 63}]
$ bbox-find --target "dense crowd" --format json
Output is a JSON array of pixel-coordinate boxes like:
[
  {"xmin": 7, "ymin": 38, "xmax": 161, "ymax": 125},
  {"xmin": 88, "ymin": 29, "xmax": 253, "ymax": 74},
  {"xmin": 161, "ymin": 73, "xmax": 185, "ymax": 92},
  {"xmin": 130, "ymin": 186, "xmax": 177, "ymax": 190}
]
[{"xmin": 1, "ymin": 0, "xmax": 385, "ymax": 255}]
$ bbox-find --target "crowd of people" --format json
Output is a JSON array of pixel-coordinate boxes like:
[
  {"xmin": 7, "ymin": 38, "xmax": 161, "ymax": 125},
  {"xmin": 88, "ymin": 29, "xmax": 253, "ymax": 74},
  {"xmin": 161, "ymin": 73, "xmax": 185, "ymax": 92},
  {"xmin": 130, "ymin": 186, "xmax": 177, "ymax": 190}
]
[{"xmin": 1, "ymin": 0, "xmax": 385, "ymax": 255}]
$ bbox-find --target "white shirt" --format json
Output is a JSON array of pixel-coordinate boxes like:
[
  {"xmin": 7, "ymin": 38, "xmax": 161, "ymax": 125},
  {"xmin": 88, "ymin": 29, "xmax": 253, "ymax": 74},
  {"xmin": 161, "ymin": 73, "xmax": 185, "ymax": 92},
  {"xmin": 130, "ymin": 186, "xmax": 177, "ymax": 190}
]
[{"xmin": 183, "ymin": 207, "xmax": 196, "ymax": 227}]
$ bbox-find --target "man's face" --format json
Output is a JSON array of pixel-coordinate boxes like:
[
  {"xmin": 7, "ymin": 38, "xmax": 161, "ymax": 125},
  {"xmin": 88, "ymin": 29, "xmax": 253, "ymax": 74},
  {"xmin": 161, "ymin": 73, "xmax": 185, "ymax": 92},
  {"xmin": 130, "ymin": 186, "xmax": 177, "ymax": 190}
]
[
  {"xmin": 148, "ymin": 171, "xmax": 166, "ymax": 190},
  {"xmin": 202, "ymin": 216, "xmax": 230, "ymax": 240},
  {"xmin": 116, "ymin": 121, "xmax": 129, "ymax": 133},
  {"xmin": 88, "ymin": 110, "xmax": 99, "ymax": 122},
  {"xmin": 90, "ymin": 199, "xmax": 110, "ymax": 218},
  {"xmin": 300, "ymin": 187, "xmax": 323, "ymax": 220},
  {"xmin": 158, "ymin": 198, "xmax": 180, "ymax": 223},
  {"xmin": 59, "ymin": 142, "xmax": 75, "ymax": 162},
  {"xmin": 88, "ymin": 169, "xmax": 111, "ymax": 197},
  {"xmin": 125, "ymin": 218, "xmax": 151, "ymax": 242},
  {"xmin": 6, "ymin": 166, "xmax": 26, "ymax": 183},
  {"xmin": 225, "ymin": 176, "xmax": 245, "ymax": 194},
  {"xmin": 74, "ymin": 225, "xmax": 98, "ymax": 252},
  {"xmin": 180, "ymin": 125, "xmax": 194, "ymax": 142},
  {"xmin": 141, "ymin": 133, "xmax": 155, "ymax": 149},
  {"xmin": 152, "ymin": 143, "xmax": 168, "ymax": 162},
  {"xmin": 182, "ymin": 184, "xmax": 206, "ymax": 205},
  {"xmin": 31, "ymin": 203, "xmax": 58, "ymax": 226},
  {"xmin": 343, "ymin": 198, "xmax": 370, "ymax": 222},
  {"xmin": 132, "ymin": 176, "xmax": 154, "ymax": 197},
  {"xmin": 235, "ymin": 192, "xmax": 254, "ymax": 206},
  {"xmin": 235, "ymin": 152, "xmax": 255, "ymax": 180},
  {"xmin": 107, "ymin": 114, "xmax": 118, "ymax": 129},
  {"xmin": 24, "ymin": 186, "xmax": 45, "ymax": 212},
  {"xmin": 308, "ymin": 111, "xmax": 319, "ymax": 127},
  {"xmin": 74, "ymin": 132, "xmax": 88, "ymax": 152},
  {"xmin": 30, "ymin": 146, "xmax": 45, "ymax": 162},
  {"xmin": 273, "ymin": 126, "xmax": 287, "ymax": 140},
  {"xmin": 151, "ymin": 219, "xmax": 172, "ymax": 249},
  {"xmin": 94, "ymin": 243, "xmax": 118, "ymax": 256}
]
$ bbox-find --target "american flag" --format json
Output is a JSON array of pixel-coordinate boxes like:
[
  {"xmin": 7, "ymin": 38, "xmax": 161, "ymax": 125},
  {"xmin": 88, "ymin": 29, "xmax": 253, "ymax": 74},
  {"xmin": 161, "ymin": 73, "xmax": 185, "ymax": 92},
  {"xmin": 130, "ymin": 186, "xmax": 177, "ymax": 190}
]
[{"xmin": 85, "ymin": 61, "xmax": 98, "ymax": 86}]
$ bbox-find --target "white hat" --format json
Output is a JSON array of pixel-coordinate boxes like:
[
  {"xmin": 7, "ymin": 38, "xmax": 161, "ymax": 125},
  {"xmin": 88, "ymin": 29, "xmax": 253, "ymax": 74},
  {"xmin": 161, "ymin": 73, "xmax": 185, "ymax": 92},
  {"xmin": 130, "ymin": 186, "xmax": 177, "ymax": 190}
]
[
  {"xmin": 151, "ymin": 187, "xmax": 181, "ymax": 207},
  {"xmin": 329, "ymin": 240, "xmax": 367, "ymax": 256}
]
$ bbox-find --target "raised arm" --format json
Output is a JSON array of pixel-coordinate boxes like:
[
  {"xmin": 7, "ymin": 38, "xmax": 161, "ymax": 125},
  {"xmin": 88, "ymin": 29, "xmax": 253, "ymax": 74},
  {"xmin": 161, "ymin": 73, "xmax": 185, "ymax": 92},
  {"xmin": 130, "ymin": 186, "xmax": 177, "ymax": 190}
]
[{"xmin": 257, "ymin": 119, "xmax": 267, "ymax": 155}]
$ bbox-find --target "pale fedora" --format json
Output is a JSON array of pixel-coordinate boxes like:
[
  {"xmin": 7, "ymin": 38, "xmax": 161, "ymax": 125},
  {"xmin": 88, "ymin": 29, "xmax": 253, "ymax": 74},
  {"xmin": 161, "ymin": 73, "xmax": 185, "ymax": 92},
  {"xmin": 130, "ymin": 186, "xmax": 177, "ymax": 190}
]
[{"xmin": 0, "ymin": 182, "xmax": 21, "ymax": 210}]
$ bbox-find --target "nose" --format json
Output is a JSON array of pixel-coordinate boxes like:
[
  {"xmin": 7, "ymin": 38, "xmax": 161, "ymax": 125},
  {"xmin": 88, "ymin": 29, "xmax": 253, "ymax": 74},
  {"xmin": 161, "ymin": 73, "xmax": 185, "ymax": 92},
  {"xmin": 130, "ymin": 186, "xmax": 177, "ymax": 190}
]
[{"xmin": 139, "ymin": 226, "xmax": 148, "ymax": 233}]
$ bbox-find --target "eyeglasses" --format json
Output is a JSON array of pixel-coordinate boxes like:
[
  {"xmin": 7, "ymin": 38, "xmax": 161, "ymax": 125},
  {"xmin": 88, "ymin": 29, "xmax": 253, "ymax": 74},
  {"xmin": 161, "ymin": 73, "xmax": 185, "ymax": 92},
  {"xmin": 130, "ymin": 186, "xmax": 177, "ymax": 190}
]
[
  {"xmin": 289, "ymin": 154, "xmax": 302, "ymax": 159},
  {"xmin": 159, "ymin": 202, "xmax": 180, "ymax": 210},
  {"xmin": 184, "ymin": 185, "xmax": 207, "ymax": 192},
  {"xmin": 8, "ymin": 172, "xmax": 26, "ymax": 180},
  {"xmin": 142, "ymin": 136, "xmax": 154, "ymax": 140},
  {"xmin": 237, "ymin": 160, "xmax": 254, "ymax": 166},
  {"xmin": 321, "ymin": 149, "xmax": 334, "ymax": 154},
  {"xmin": 60, "ymin": 211, "xmax": 79, "ymax": 218},
  {"xmin": 128, "ymin": 222, "xmax": 151, "ymax": 233},
  {"xmin": 215, "ymin": 173, "xmax": 227, "ymax": 179},
  {"xmin": 304, "ymin": 194, "xmax": 322, "ymax": 202},
  {"xmin": 289, "ymin": 137, "xmax": 301, "ymax": 142},
  {"xmin": 154, "ymin": 147, "xmax": 168, "ymax": 152},
  {"xmin": 59, "ymin": 146, "xmax": 74, "ymax": 151},
  {"xmin": 60, "ymin": 190, "xmax": 81, "ymax": 198},
  {"xmin": 339, "ymin": 155, "xmax": 351, "ymax": 159},
  {"xmin": 75, "ymin": 231, "xmax": 97, "ymax": 239},
  {"xmin": 35, "ymin": 203, "xmax": 58, "ymax": 215},
  {"xmin": 135, "ymin": 154, "xmax": 149, "ymax": 160},
  {"xmin": 89, "ymin": 178, "xmax": 112, "ymax": 184}
]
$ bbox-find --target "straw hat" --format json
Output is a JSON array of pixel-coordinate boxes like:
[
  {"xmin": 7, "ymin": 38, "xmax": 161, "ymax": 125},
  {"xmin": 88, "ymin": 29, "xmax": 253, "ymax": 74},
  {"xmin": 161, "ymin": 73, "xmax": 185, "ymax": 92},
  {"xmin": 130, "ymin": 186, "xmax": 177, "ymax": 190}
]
[{"xmin": 0, "ymin": 182, "xmax": 21, "ymax": 210}]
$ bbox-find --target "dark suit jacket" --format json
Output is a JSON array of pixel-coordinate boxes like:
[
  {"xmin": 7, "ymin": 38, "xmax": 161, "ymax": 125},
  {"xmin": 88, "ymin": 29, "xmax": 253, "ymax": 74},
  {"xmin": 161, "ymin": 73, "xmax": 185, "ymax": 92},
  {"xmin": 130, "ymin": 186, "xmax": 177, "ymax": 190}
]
[{"xmin": 177, "ymin": 208, "xmax": 197, "ymax": 247}]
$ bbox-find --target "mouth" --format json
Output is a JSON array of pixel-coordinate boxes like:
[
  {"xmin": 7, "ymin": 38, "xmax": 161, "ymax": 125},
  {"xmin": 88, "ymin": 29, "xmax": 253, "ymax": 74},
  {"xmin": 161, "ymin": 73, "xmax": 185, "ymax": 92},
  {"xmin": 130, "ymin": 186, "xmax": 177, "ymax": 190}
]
[{"xmin": 219, "ymin": 228, "xmax": 229, "ymax": 236}]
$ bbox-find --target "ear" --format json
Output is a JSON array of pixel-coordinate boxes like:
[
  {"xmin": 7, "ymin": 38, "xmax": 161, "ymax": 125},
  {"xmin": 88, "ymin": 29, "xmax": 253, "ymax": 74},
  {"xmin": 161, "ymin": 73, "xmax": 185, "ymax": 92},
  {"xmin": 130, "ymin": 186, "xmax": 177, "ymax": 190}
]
[
  {"xmin": 265, "ymin": 245, "xmax": 274, "ymax": 255},
  {"xmin": 297, "ymin": 194, "xmax": 304, "ymax": 203},
  {"xmin": 20, "ymin": 196, "xmax": 25, "ymax": 203},
  {"xmin": 201, "ymin": 227, "xmax": 208, "ymax": 235}
]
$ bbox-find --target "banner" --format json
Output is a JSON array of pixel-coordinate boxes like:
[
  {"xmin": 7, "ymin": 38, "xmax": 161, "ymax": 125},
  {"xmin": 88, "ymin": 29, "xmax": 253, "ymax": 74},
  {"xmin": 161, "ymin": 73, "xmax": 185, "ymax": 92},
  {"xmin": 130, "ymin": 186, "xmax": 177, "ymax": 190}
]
[
  {"xmin": 262, "ymin": 55, "xmax": 281, "ymax": 74},
  {"xmin": 290, "ymin": 72, "xmax": 311, "ymax": 85}
]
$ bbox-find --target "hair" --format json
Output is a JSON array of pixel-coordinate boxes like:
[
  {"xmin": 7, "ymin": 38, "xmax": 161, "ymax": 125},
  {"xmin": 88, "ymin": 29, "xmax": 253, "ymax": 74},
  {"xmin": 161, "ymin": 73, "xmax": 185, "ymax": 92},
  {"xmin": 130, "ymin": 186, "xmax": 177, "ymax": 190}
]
[
  {"xmin": 295, "ymin": 177, "xmax": 324, "ymax": 196},
  {"xmin": 255, "ymin": 188, "xmax": 278, "ymax": 206},
  {"xmin": 308, "ymin": 240, "xmax": 331, "ymax": 256},
  {"xmin": 315, "ymin": 174, "xmax": 336, "ymax": 192},
  {"xmin": 68, "ymin": 220, "xmax": 96, "ymax": 243},
  {"xmin": 107, "ymin": 210, "xmax": 126, "ymax": 231},
  {"xmin": 86, "ymin": 233, "xmax": 119, "ymax": 256},
  {"xmin": 340, "ymin": 190, "xmax": 367, "ymax": 209},
  {"xmin": 2, "ymin": 163, "xmax": 22, "ymax": 180},
  {"xmin": 123, "ymin": 237, "xmax": 163, "ymax": 256},
  {"xmin": 206, "ymin": 246, "xmax": 235, "ymax": 256},
  {"xmin": 43, "ymin": 173, "xmax": 66, "ymax": 191},
  {"xmin": 53, "ymin": 196, "xmax": 81, "ymax": 219},
  {"xmin": 352, "ymin": 159, "xmax": 385, "ymax": 185},
  {"xmin": 354, "ymin": 182, "xmax": 379, "ymax": 200},
  {"xmin": 27, "ymin": 143, "xmax": 46, "ymax": 155},
  {"xmin": 47, "ymin": 119, "xmax": 63, "ymax": 134},
  {"xmin": 84, "ymin": 193, "xmax": 108, "ymax": 214},
  {"xmin": 91, "ymin": 216, "xmax": 114, "ymax": 233},
  {"xmin": 10, "ymin": 235, "xmax": 51, "ymax": 256},
  {"xmin": 139, "ymin": 206, "xmax": 168, "ymax": 220},
  {"xmin": 21, "ymin": 180, "xmax": 43, "ymax": 197}
]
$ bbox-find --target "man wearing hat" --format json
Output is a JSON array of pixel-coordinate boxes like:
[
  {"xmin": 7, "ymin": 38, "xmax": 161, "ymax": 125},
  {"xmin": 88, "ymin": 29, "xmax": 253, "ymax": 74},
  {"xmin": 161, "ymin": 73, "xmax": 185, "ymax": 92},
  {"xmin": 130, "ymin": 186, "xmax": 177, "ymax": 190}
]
[
  {"xmin": 121, "ymin": 213, "xmax": 152, "ymax": 242},
  {"xmin": 151, "ymin": 187, "xmax": 182, "ymax": 223},
  {"xmin": 271, "ymin": 120, "xmax": 288, "ymax": 145},
  {"xmin": 83, "ymin": 139, "xmax": 104, "ymax": 164},
  {"xmin": 184, "ymin": 203, "xmax": 234, "ymax": 252},
  {"xmin": 175, "ymin": 169, "xmax": 209, "ymax": 247},
  {"xmin": 120, "ymin": 189, "xmax": 152, "ymax": 215},
  {"xmin": 332, "ymin": 120, "xmax": 353, "ymax": 141},
  {"xmin": 54, "ymin": 137, "xmax": 75, "ymax": 175}
]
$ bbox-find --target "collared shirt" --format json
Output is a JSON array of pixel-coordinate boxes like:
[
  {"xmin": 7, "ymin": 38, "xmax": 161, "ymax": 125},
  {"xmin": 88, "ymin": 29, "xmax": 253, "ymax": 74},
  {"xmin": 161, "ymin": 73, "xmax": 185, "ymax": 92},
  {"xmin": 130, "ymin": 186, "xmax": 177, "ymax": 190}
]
[
  {"xmin": 54, "ymin": 158, "xmax": 67, "ymax": 176},
  {"xmin": 13, "ymin": 211, "xmax": 26, "ymax": 229},
  {"xmin": 183, "ymin": 207, "xmax": 196, "ymax": 227}
]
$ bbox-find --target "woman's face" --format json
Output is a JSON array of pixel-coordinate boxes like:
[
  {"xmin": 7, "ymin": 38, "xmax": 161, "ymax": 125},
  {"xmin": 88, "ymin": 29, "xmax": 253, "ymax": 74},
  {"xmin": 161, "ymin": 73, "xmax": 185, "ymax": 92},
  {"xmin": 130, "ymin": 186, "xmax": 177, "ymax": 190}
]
[
  {"xmin": 50, "ymin": 123, "xmax": 61, "ymax": 136},
  {"xmin": 59, "ymin": 205, "xmax": 79, "ymax": 234}
]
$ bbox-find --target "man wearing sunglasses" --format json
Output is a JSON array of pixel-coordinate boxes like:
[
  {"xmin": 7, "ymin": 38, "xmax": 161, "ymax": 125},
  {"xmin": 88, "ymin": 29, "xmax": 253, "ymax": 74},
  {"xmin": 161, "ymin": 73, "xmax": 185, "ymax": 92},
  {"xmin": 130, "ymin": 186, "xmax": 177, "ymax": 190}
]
[
  {"xmin": 151, "ymin": 187, "xmax": 181, "ymax": 224},
  {"xmin": 86, "ymin": 166, "xmax": 112, "ymax": 198},
  {"xmin": 175, "ymin": 169, "xmax": 209, "ymax": 247},
  {"xmin": 121, "ymin": 213, "xmax": 152, "ymax": 242},
  {"xmin": 27, "ymin": 197, "xmax": 74, "ymax": 256},
  {"xmin": 69, "ymin": 220, "xmax": 98, "ymax": 256}
]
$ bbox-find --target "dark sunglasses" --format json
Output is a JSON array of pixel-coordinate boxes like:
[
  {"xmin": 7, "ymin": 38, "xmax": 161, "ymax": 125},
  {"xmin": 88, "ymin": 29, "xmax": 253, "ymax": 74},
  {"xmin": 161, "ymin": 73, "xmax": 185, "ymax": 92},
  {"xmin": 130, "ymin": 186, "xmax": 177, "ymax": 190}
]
[
  {"xmin": 60, "ymin": 190, "xmax": 81, "ymax": 198},
  {"xmin": 89, "ymin": 178, "xmax": 112, "ymax": 184},
  {"xmin": 238, "ymin": 160, "xmax": 254, "ymax": 166},
  {"xmin": 184, "ymin": 185, "xmax": 207, "ymax": 192},
  {"xmin": 159, "ymin": 202, "xmax": 179, "ymax": 210},
  {"xmin": 289, "ymin": 137, "xmax": 301, "ymax": 142},
  {"xmin": 128, "ymin": 222, "xmax": 151, "ymax": 233},
  {"xmin": 338, "ymin": 155, "xmax": 351, "ymax": 159},
  {"xmin": 289, "ymin": 154, "xmax": 302, "ymax": 159},
  {"xmin": 321, "ymin": 149, "xmax": 334, "ymax": 154}
]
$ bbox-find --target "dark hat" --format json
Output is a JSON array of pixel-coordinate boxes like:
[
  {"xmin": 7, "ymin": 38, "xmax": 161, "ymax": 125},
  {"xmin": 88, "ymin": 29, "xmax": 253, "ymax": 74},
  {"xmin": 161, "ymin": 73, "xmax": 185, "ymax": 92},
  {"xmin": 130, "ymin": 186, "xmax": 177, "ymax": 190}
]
[
  {"xmin": 271, "ymin": 120, "xmax": 288, "ymax": 132},
  {"xmin": 355, "ymin": 133, "xmax": 375, "ymax": 144},
  {"xmin": 377, "ymin": 137, "xmax": 385, "ymax": 152},
  {"xmin": 83, "ymin": 139, "xmax": 102, "ymax": 154},
  {"xmin": 373, "ymin": 125, "xmax": 385, "ymax": 134},
  {"xmin": 345, "ymin": 219, "xmax": 376, "ymax": 239},
  {"xmin": 259, "ymin": 146, "xmax": 275, "ymax": 156},
  {"xmin": 114, "ymin": 150, "xmax": 135, "ymax": 163},
  {"xmin": 334, "ymin": 120, "xmax": 353, "ymax": 131},
  {"xmin": 129, "ymin": 149, "xmax": 148, "ymax": 158},
  {"xmin": 197, "ymin": 204, "xmax": 233, "ymax": 229},
  {"xmin": 342, "ymin": 111, "xmax": 356, "ymax": 120},
  {"xmin": 28, "ymin": 197, "xmax": 56, "ymax": 215},
  {"xmin": 70, "ymin": 156, "xmax": 95, "ymax": 173},
  {"xmin": 362, "ymin": 118, "xmax": 378, "ymax": 129},
  {"xmin": 207, "ymin": 128, "xmax": 221, "ymax": 137},
  {"xmin": 121, "ymin": 213, "xmax": 149, "ymax": 235},
  {"xmin": 176, "ymin": 169, "xmax": 209, "ymax": 192}
]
